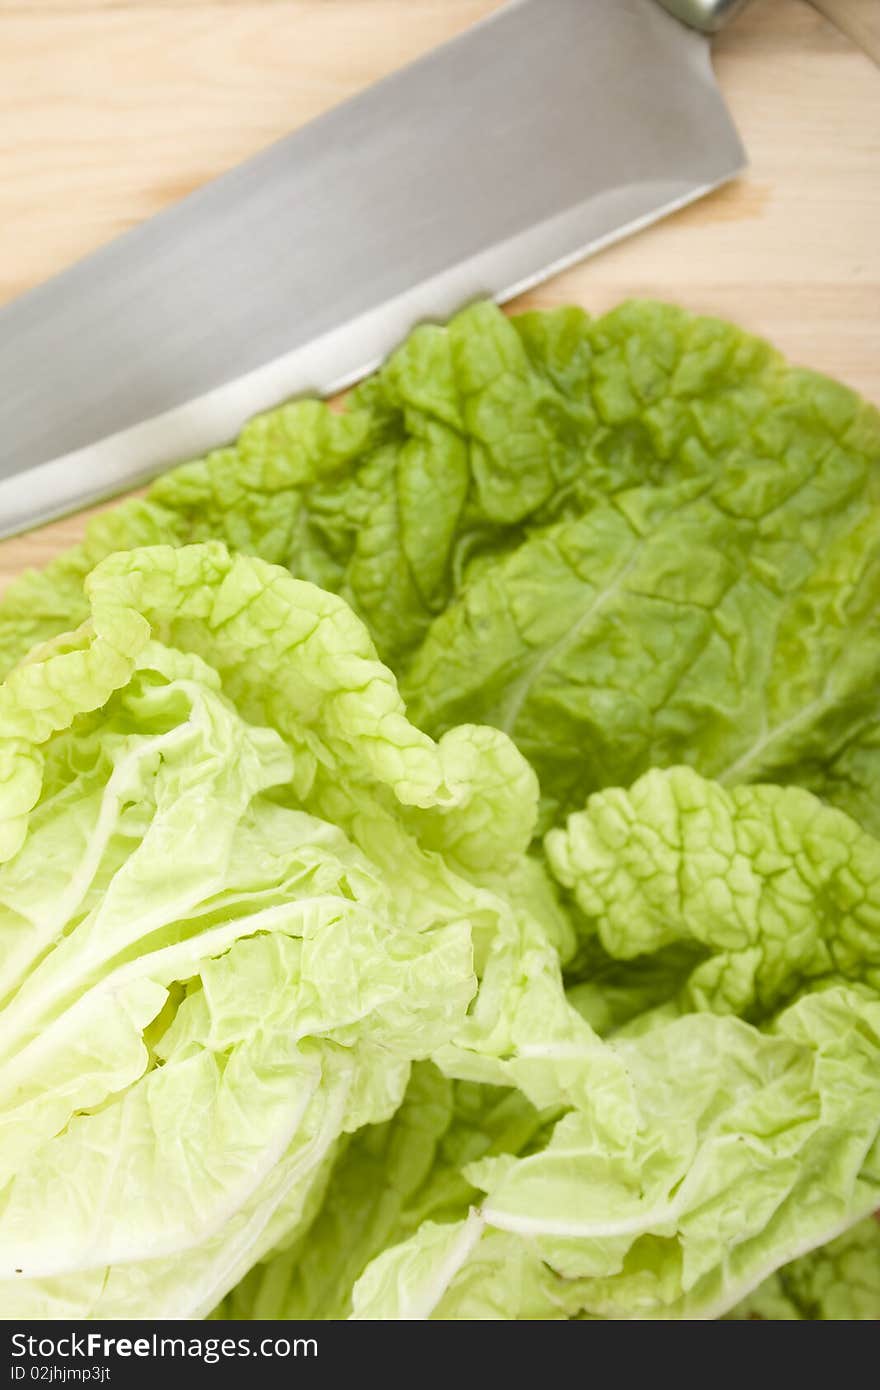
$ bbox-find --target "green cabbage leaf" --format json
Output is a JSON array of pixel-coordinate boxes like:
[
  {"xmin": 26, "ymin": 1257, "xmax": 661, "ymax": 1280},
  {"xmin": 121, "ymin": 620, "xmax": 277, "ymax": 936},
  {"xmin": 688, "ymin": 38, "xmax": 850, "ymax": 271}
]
[
  {"xmin": 728, "ymin": 1216, "xmax": 880, "ymax": 1319},
  {"xmin": 3, "ymin": 302, "xmax": 878, "ymax": 832},
  {"xmin": 218, "ymin": 771, "xmax": 880, "ymax": 1322},
  {"xmin": 0, "ymin": 542, "xmax": 536, "ymax": 1318},
  {"xmin": 1, "ymin": 300, "xmax": 879, "ymax": 1321}
]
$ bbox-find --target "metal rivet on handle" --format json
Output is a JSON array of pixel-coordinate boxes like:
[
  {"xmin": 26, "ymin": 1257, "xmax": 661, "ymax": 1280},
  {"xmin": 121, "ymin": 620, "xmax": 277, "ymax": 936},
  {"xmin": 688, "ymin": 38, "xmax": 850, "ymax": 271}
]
[{"xmin": 656, "ymin": 0, "xmax": 751, "ymax": 34}]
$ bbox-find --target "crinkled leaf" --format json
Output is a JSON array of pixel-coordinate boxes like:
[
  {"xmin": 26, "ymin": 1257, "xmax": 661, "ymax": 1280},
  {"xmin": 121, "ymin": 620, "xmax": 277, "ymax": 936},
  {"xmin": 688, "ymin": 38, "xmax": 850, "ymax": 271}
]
[
  {"xmin": 216, "ymin": 1063, "xmax": 550, "ymax": 1321},
  {"xmin": 2, "ymin": 303, "xmax": 877, "ymax": 831},
  {"xmin": 0, "ymin": 544, "xmax": 541, "ymax": 1317},
  {"xmin": 545, "ymin": 766, "xmax": 880, "ymax": 1021},
  {"xmin": 352, "ymin": 987, "xmax": 880, "ymax": 1320},
  {"xmin": 728, "ymin": 1217, "xmax": 880, "ymax": 1320},
  {"xmin": 3, "ymin": 300, "xmax": 880, "ymax": 1322}
]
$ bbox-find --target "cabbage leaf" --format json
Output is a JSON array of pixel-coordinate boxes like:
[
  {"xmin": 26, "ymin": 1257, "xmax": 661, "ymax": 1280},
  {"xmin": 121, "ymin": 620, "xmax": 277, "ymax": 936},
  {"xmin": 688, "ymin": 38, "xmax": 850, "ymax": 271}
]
[
  {"xmin": 2, "ymin": 300, "xmax": 879, "ymax": 1321},
  {"xmin": 0, "ymin": 543, "xmax": 535, "ymax": 1318}
]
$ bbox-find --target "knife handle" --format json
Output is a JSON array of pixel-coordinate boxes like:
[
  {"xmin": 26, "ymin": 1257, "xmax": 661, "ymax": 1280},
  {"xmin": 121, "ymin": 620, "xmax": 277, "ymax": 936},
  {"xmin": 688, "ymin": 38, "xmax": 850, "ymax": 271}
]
[{"xmin": 657, "ymin": 0, "xmax": 750, "ymax": 33}]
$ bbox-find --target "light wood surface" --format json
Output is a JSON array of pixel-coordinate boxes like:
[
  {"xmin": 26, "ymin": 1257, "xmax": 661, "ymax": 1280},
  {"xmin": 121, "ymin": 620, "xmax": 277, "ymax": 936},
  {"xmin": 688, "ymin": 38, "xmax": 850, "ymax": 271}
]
[
  {"xmin": 810, "ymin": 0, "xmax": 880, "ymax": 64},
  {"xmin": 0, "ymin": 0, "xmax": 878, "ymax": 591}
]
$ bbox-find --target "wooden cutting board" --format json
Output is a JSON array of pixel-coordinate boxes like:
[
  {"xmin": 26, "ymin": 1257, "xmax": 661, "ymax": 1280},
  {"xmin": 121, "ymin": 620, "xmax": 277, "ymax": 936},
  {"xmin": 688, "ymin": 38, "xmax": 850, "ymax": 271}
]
[{"xmin": 1, "ymin": 0, "xmax": 878, "ymax": 592}]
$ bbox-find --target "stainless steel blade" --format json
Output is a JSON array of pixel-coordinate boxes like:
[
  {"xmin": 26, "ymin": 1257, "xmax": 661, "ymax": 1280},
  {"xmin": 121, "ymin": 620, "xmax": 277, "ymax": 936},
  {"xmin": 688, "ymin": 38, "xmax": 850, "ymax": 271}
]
[{"xmin": 0, "ymin": 0, "xmax": 745, "ymax": 537}]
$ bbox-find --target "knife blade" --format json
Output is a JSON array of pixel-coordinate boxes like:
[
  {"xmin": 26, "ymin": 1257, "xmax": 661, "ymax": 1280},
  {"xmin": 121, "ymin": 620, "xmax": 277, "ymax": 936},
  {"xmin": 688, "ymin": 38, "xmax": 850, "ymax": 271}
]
[{"xmin": 0, "ymin": 0, "xmax": 745, "ymax": 537}]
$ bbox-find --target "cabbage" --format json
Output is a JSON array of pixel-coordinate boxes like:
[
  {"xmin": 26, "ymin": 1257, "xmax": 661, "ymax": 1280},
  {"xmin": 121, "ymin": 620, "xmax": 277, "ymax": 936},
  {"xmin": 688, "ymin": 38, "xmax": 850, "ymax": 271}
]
[
  {"xmin": 728, "ymin": 1217, "xmax": 880, "ymax": 1320},
  {"xmin": 0, "ymin": 543, "xmax": 533, "ymax": 1317},
  {"xmin": 1, "ymin": 301, "xmax": 879, "ymax": 1320},
  {"xmin": 4, "ymin": 302, "xmax": 879, "ymax": 833},
  {"xmin": 220, "ymin": 773, "xmax": 880, "ymax": 1321}
]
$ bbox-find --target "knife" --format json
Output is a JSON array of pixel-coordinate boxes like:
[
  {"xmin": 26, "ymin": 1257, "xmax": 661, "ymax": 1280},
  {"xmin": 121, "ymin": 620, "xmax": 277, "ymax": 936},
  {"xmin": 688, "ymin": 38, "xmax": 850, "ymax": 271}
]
[{"xmin": 0, "ymin": 0, "xmax": 747, "ymax": 538}]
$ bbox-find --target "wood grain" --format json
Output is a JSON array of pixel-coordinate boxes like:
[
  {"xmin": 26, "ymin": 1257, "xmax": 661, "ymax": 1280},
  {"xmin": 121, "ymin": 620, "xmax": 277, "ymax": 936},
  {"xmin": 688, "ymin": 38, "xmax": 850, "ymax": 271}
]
[
  {"xmin": 809, "ymin": 0, "xmax": 880, "ymax": 64},
  {"xmin": 0, "ymin": 0, "xmax": 878, "ymax": 592}
]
